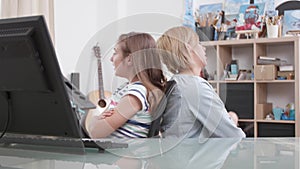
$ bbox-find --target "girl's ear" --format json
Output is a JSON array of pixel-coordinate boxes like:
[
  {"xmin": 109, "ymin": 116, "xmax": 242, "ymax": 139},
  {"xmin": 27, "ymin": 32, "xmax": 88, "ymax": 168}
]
[{"xmin": 127, "ymin": 54, "xmax": 133, "ymax": 66}]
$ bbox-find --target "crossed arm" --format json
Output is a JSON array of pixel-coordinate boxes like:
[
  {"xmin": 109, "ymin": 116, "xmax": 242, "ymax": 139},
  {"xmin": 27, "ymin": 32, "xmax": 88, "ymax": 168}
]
[{"xmin": 85, "ymin": 94, "xmax": 142, "ymax": 138}]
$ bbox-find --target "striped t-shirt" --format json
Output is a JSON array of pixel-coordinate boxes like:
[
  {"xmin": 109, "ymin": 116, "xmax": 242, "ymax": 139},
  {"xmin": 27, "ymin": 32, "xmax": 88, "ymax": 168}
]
[{"xmin": 107, "ymin": 82, "xmax": 151, "ymax": 138}]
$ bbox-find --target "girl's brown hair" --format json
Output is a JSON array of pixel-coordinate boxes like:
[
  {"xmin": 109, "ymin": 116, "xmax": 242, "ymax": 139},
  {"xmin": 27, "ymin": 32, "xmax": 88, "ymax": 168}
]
[{"xmin": 117, "ymin": 32, "xmax": 166, "ymax": 112}]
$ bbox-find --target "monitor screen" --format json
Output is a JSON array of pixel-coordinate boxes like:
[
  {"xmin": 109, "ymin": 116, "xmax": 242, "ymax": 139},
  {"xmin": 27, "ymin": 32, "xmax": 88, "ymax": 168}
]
[{"xmin": 0, "ymin": 15, "xmax": 83, "ymax": 138}]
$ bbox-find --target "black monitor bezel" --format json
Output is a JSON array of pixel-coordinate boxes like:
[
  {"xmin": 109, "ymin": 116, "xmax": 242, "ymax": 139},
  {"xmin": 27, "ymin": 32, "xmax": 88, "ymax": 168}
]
[{"xmin": 0, "ymin": 15, "xmax": 82, "ymax": 138}]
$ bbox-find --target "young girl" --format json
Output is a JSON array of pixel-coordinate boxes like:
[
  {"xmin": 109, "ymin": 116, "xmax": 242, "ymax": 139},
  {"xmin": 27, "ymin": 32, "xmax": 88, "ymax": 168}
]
[
  {"xmin": 157, "ymin": 26, "xmax": 245, "ymax": 138},
  {"xmin": 85, "ymin": 32, "xmax": 166, "ymax": 138}
]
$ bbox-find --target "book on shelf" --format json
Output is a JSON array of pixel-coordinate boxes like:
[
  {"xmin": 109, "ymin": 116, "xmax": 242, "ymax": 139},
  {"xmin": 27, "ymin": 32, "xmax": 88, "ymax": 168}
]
[
  {"xmin": 279, "ymin": 65, "xmax": 294, "ymax": 71},
  {"xmin": 258, "ymin": 56, "xmax": 280, "ymax": 61},
  {"xmin": 257, "ymin": 59, "xmax": 287, "ymax": 66},
  {"xmin": 277, "ymin": 71, "xmax": 294, "ymax": 77}
]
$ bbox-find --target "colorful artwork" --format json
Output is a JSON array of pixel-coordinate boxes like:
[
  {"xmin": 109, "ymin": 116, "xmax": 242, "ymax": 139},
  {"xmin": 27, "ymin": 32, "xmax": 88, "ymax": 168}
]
[
  {"xmin": 236, "ymin": 3, "xmax": 266, "ymax": 31},
  {"xmin": 283, "ymin": 10, "xmax": 300, "ymax": 36},
  {"xmin": 198, "ymin": 3, "xmax": 223, "ymax": 14},
  {"xmin": 224, "ymin": 0, "xmax": 249, "ymax": 15},
  {"xmin": 183, "ymin": 0, "xmax": 195, "ymax": 29},
  {"xmin": 197, "ymin": 3, "xmax": 223, "ymax": 27},
  {"xmin": 255, "ymin": 0, "xmax": 275, "ymax": 11}
]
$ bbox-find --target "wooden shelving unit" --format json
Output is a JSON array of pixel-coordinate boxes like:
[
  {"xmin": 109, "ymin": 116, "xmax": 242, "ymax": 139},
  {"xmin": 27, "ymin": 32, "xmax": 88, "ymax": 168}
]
[{"xmin": 201, "ymin": 36, "xmax": 300, "ymax": 137}]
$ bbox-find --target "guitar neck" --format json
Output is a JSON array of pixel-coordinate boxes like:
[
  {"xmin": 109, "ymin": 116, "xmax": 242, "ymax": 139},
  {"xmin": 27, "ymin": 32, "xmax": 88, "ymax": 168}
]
[{"xmin": 97, "ymin": 59, "xmax": 105, "ymax": 99}]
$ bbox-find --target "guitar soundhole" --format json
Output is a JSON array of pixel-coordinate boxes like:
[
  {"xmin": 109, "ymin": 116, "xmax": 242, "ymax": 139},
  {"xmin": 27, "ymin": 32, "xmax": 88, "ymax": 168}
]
[{"xmin": 98, "ymin": 99, "xmax": 107, "ymax": 108}]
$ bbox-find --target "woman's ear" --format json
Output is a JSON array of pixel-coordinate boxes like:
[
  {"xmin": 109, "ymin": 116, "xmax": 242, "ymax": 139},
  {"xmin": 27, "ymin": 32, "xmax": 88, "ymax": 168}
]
[
  {"xmin": 185, "ymin": 43, "xmax": 193, "ymax": 54},
  {"xmin": 186, "ymin": 43, "xmax": 197, "ymax": 60},
  {"xmin": 185, "ymin": 43, "xmax": 197, "ymax": 62}
]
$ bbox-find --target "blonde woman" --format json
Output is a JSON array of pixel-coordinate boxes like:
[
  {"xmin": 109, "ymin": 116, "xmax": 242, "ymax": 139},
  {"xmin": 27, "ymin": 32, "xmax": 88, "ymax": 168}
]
[{"xmin": 157, "ymin": 26, "xmax": 245, "ymax": 138}]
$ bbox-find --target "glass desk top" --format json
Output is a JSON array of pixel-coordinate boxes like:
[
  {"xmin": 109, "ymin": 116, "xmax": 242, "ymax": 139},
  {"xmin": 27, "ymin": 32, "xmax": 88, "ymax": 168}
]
[{"xmin": 0, "ymin": 137, "xmax": 299, "ymax": 169}]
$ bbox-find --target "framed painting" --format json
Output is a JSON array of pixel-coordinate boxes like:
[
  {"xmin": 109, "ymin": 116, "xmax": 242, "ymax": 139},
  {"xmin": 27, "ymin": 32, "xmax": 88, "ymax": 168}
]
[
  {"xmin": 197, "ymin": 3, "xmax": 223, "ymax": 27},
  {"xmin": 283, "ymin": 10, "xmax": 300, "ymax": 36},
  {"xmin": 224, "ymin": 0, "xmax": 249, "ymax": 15},
  {"xmin": 255, "ymin": 0, "xmax": 275, "ymax": 11},
  {"xmin": 198, "ymin": 3, "xmax": 223, "ymax": 14},
  {"xmin": 236, "ymin": 3, "xmax": 266, "ymax": 31}
]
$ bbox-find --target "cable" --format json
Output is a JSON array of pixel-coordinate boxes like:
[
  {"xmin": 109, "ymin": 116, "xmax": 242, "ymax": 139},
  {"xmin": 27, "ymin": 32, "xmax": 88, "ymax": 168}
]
[{"xmin": 0, "ymin": 92, "xmax": 11, "ymax": 139}]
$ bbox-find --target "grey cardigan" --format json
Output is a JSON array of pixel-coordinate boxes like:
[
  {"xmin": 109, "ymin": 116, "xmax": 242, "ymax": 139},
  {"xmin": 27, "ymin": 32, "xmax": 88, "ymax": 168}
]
[{"xmin": 161, "ymin": 74, "xmax": 246, "ymax": 139}]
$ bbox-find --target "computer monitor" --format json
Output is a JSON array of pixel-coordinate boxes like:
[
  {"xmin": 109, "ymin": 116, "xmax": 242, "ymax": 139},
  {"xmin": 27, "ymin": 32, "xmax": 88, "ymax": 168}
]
[{"xmin": 0, "ymin": 15, "xmax": 84, "ymax": 138}]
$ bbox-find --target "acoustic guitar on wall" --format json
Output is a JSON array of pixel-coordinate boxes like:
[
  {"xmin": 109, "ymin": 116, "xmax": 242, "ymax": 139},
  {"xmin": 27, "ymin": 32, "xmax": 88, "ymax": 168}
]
[{"xmin": 84, "ymin": 43, "xmax": 111, "ymax": 131}]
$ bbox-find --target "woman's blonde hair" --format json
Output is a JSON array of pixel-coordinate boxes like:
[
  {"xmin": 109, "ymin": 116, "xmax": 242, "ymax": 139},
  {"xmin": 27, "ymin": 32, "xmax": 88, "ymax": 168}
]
[{"xmin": 157, "ymin": 26, "xmax": 199, "ymax": 74}]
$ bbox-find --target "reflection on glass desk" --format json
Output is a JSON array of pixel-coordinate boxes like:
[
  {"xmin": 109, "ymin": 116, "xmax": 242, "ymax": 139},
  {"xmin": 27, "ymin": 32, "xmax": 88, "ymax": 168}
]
[{"xmin": 0, "ymin": 138, "xmax": 299, "ymax": 169}]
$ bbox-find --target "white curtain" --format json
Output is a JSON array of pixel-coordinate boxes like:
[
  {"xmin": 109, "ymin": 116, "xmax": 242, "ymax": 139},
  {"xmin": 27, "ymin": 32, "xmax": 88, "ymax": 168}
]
[{"xmin": 1, "ymin": 0, "xmax": 55, "ymax": 42}]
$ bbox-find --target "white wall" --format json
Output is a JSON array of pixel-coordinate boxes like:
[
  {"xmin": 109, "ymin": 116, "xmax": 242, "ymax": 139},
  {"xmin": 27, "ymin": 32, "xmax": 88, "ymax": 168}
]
[
  {"xmin": 54, "ymin": 0, "xmax": 292, "ymax": 94},
  {"xmin": 54, "ymin": 0, "xmax": 184, "ymax": 94}
]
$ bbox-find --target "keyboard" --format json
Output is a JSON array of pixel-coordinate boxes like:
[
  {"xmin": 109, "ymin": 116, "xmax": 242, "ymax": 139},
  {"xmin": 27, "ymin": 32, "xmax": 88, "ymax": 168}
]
[
  {"xmin": 0, "ymin": 134, "xmax": 128, "ymax": 152},
  {"xmin": 82, "ymin": 138, "xmax": 128, "ymax": 149}
]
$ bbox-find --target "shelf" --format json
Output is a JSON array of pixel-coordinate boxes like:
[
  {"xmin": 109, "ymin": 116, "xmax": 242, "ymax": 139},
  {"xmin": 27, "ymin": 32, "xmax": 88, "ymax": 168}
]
[
  {"xmin": 239, "ymin": 119, "xmax": 254, "ymax": 122},
  {"xmin": 255, "ymin": 36, "xmax": 298, "ymax": 44},
  {"xmin": 203, "ymin": 36, "xmax": 299, "ymax": 137},
  {"xmin": 219, "ymin": 80, "xmax": 254, "ymax": 83},
  {"xmin": 207, "ymin": 80, "xmax": 218, "ymax": 84},
  {"xmin": 255, "ymin": 80, "xmax": 295, "ymax": 83},
  {"xmin": 201, "ymin": 41, "xmax": 218, "ymax": 46},
  {"xmin": 256, "ymin": 120, "xmax": 295, "ymax": 124},
  {"xmin": 209, "ymin": 80, "xmax": 255, "ymax": 83},
  {"xmin": 218, "ymin": 39, "xmax": 254, "ymax": 46}
]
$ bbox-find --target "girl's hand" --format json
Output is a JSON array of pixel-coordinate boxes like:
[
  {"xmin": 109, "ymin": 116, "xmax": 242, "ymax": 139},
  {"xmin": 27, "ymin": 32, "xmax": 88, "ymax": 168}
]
[{"xmin": 99, "ymin": 109, "xmax": 115, "ymax": 119}]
